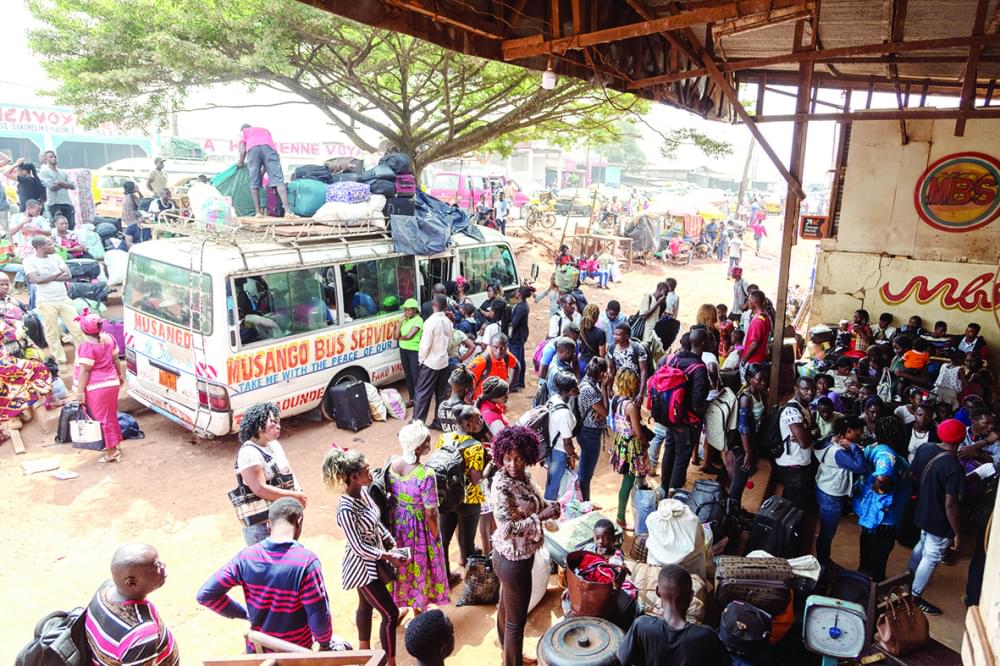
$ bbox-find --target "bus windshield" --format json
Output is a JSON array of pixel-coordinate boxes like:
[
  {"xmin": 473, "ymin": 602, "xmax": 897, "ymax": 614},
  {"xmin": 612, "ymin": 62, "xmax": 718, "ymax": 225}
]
[{"xmin": 124, "ymin": 254, "xmax": 213, "ymax": 334}]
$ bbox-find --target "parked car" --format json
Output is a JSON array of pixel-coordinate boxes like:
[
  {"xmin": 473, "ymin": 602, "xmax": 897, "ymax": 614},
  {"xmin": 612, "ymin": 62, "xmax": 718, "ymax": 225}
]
[
  {"xmin": 555, "ymin": 187, "xmax": 597, "ymax": 216},
  {"xmin": 428, "ymin": 172, "xmax": 529, "ymax": 213}
]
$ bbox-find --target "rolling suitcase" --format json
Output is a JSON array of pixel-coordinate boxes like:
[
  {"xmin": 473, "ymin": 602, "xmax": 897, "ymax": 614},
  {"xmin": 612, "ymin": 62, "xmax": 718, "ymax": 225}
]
[
  {"xmin": 715, "ymin": 555, "xmax": 793, "ymax": 616},
  {"xmin": 328, "ymin": 379, "xmax": 372, "ymax": 432},
  {"xmin": 747, "ymin": 495, "xmax": 804, "ymax": 557},
  {"xmin": 104, "ymin": 319, "xmax": 126, "ymax": 357}
]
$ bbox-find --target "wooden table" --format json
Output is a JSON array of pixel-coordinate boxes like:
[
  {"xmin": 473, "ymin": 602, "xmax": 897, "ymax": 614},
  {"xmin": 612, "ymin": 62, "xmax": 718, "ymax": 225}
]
[{"xmin": 566, "ymin": 233, "xmax": 634, "ymax": 269}]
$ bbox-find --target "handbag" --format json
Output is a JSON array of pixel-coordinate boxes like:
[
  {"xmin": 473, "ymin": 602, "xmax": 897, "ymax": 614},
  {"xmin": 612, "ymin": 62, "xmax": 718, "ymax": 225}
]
[
  {"xmin": 876, "ymin": 367, "xmax": 893, "ymax": 403},
  {"xmin": 876, "ymin": 589, "xmax": 929, "ymax": 656},
  {"xmin": 227, "ymin": 443, "xmax": 296, "ymax": 526},
  {"xmin": 565, "ymin": 550, "xmax": 629, "ymax": 619},
  {"xmin": 457, "ymin": 555, "xmax": 500, "ymax": 606},
  {"xmin": 69, "ymin": 404, "xmax": 105, "ymax": 450},
  {"xmin": 375, "ymin": 558, "xmax": 397, "ymax": 585},
  {"xmin": 628, "ymin": 311, "xmax": 645, "ymax": 340}
]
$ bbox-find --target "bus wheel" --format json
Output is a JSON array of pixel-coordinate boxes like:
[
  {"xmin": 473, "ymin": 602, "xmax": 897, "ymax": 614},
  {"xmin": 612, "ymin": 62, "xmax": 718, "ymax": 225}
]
[{"xmin": 320, "ymin": 368, "xmax": 369, "ymax": 420}]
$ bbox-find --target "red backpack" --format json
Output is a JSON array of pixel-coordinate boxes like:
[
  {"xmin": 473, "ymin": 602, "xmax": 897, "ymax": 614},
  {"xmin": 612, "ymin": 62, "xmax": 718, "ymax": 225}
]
[{"xmin": 646, "ymin": 359, "xmax": 704, "ymax": 426}]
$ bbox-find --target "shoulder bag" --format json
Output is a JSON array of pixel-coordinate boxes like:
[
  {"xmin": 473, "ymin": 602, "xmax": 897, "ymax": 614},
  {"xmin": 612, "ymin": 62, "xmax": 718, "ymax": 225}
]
[
  {"xmin": 565, "ymin": 550, "xmax": 629, "ymax": 619},
  {"xmin": 227, "ymin": 443, "xmax": 296, "ymax": 526}
]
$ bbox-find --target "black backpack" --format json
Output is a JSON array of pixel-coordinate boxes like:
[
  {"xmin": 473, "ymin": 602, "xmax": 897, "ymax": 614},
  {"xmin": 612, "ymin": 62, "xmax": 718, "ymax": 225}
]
[
  {"xmin": 15, "ymin": 608, "xmax": 90, "ymax": 666},
  {"xmin": 516, "ymin": 400, "xmax": 570, "ymax": 461},
  {"xmin": 759, "ymin": 402, "xmax": 801, "ymax": 460},
  {"xmin": 424, "ymin": 434, "xmax": 477, "ymax": 513},
  {"xmin": 367, "ymin": 460, "xmax": 395, "ymax": 528}
]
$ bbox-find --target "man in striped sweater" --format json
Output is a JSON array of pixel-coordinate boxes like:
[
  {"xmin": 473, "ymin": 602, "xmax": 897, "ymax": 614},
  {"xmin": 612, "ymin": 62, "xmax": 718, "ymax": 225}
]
[{"xmin": 197, "ymin": 498, "xmax": 347, "ymax": 652}]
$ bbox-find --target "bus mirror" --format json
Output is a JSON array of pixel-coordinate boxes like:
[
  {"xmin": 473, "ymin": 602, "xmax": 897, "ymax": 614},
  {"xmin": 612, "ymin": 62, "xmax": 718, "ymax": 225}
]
[{"xmin": 530, "ymin": 263, "xmax": 539, "ymax": 282}]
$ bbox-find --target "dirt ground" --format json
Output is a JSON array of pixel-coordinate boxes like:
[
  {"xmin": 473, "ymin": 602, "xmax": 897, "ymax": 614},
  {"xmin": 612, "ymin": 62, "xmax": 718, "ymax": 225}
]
[{"xmin": 0, "ymin": 217, "xmax": 966, "ymax": 663}]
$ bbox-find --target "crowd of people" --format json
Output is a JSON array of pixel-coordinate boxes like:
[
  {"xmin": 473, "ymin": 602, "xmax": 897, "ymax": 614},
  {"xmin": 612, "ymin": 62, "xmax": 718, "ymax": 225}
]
[{"xmin": 7, "ymin": 161, "xmax": 996, "ymax": 666}]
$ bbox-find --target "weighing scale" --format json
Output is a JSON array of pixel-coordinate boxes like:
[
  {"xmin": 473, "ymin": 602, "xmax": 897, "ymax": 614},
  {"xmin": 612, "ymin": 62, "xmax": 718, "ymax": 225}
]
[{"xmin": 803, "ymin": 595, "xmax": 870, "ymax": 665}]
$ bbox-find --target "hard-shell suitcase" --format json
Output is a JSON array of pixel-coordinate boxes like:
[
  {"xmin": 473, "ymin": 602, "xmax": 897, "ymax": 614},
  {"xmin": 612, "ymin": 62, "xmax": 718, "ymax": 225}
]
[
  {"xmin": 747, "ymin": 495, "xmax": 804, "ymax": 557},
  {"xmin": 104, "ymin": 319, "xmax": 126, "ymax": 357},
  {"xmin": 328, "ymin": 379, "xmax": 372, "ymax": 432},
  {"xmin": 287, "ymin": 179, "xmax": 328, "ymax": 217}
]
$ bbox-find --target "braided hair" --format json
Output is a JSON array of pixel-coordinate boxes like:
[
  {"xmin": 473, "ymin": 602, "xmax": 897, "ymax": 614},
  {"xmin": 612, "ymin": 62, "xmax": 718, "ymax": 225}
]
[
  {"xmin": 239, "ymin": 402, "xmax": 279, "ymax": 443},
  {"xmin": 875, "ymin": 415, "xmax": 906, "ymax": 456}
]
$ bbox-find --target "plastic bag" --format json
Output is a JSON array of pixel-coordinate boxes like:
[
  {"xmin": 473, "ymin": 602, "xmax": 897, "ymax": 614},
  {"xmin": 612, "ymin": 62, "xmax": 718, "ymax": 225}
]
[
  {"xmin": 632, "ymin": 487, "xmax": 658, "ymax": 535},
  {"xmin": 117, "ymin": 412, "xmax": 145, "ymax": 439},
  {"xmin": 527, "ymin": 546, "xmax": 551, "ymax": 615},
  {"xmin": 104, "ymin": 249, "xmax": 128, "ymax": 286},
  {"xmin": 380, "ymin": 388, "xmax": 407, "ymax": 420},
  {"xmin": 364, "ymin": 382, "xmax": 387, "ymax": 421}
]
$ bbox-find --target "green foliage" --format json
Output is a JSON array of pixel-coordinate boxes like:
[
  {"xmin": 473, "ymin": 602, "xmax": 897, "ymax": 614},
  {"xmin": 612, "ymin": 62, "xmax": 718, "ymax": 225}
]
[
  {"xmin": 660, "ymin": 128, "xmax": 733, "ymax": 160},
  {"xmin": 594, "ymin": 121, "xmax": 648, "ymax": 173},
  {"xmin": 27, "ymin": 0, "xmax": 644, "ymax": 172}
]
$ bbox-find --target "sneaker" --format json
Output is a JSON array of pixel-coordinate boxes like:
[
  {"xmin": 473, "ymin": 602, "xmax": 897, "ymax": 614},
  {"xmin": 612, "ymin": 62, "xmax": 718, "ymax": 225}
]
[{"xmin": 913, "ymin": 596, "xmax": 942, "ymax": 616}]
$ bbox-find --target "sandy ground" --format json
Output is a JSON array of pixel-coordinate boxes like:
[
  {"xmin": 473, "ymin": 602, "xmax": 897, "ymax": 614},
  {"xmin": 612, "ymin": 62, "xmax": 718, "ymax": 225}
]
[{"xmin": 0, "ymin": 217, "xmax": 966, "ymax": 663}]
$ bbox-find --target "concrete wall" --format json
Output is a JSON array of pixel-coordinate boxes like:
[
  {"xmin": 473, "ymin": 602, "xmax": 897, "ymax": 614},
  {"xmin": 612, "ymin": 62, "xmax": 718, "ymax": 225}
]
[{"xmin": 810, "ymin": 119, "xmax": 1000, "ymax": 359}]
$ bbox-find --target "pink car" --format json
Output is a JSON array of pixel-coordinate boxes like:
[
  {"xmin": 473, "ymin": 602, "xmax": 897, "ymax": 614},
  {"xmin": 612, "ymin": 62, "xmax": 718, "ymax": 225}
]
[{"xmin": 429, "ymin": 172, "xmax": 529, "ymax": 212}]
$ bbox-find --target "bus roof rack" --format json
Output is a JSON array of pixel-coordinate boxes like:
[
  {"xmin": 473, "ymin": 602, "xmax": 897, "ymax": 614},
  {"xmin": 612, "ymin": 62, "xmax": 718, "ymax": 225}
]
[{"xmin": 151, "ymin": 211, "xmax": 392, "ymax": 247}]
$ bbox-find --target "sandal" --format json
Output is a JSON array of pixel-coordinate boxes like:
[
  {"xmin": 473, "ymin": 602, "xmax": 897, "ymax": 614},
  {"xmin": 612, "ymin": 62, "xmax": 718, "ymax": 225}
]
[{"xmin": 99, "ymin": 450, "xmax": 122, "ymax": 463}]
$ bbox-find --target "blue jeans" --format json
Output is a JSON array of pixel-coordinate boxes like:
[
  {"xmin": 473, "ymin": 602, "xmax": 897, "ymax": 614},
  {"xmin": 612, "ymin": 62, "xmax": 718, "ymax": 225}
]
[
  {"xmin": 1, "ymin": 264, "xmax": 23, "ymax": 286},
  {"xmin": 509, "ymin": 340, "xmax": 526, "ymax": 389},
  {"xmin": 545, "ymin": 448, "xmax": 569, "ymax": 501},
  {"xmin": 577, "ymin": 427, "xmax": 603, "ymax": 501},
  {"xmin": 648, "ymin": 423, "xmax": 667, "ymax": 468},
  {"xmin": 908, "ymin": 530, "xmax": 952, "ymax": 597},
  {"xmin": 815, "ymin": 488, "xmax": 847, "ymax": 563},
  {"xmin": 242, "ymin": 520, "xmax": 270, "ymax": 546}
]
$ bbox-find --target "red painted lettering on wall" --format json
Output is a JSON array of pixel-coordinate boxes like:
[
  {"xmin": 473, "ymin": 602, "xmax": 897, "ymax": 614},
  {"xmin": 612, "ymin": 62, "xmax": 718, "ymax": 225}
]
[
  {"xmin": 879, "ymin": 272, "xmax": 999, "ymax": 312},
  {"xmin": 133, "ymin": 313, "xmax": 194, "ymax": 347}
]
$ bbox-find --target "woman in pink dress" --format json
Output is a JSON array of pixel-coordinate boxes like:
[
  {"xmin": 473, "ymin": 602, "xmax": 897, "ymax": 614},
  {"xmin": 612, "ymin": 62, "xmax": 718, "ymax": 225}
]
[{"xmin": 73, "ymin": 310, "xmax": 125, "ymax": 462}]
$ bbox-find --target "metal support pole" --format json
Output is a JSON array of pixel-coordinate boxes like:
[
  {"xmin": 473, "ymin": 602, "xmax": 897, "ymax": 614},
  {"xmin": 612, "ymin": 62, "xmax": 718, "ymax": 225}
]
[{"xmin": 768, "ymin": 52, "xmax": 813, "ymax": 405}]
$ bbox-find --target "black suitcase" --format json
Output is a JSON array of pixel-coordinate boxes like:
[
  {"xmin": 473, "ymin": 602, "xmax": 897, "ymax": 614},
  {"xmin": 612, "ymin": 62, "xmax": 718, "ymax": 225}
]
[
  {"xmin": 55, "ymin": 401, "xmax": 84, "ymax": 443},
  {"xmin": 66, "ymin": 258, "xmax": 101, "ymax": 281},
  {"xmin": 67, "ymin": 281, "xmax": 109, "ymax": 303},
  {"xmin": 747, "ymin": 495, "xmax": 804, "ymax": 557},
  {"xmin": 327, "ymin": 380, "xmax": 372, "ymax": 432}
]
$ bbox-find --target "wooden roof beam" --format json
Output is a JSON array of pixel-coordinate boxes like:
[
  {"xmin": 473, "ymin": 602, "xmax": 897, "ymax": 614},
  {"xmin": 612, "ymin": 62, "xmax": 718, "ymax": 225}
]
[
  {"xmin": 625, "ymin": 0, "xmax": 704, "ymax": 66},
  {"xmin": 751, "ymin": 107, "xmax": 1000, "ymax": 122},
  {"xmin": 508, "ymin": 0, "xmax": 530, "ymax": 31},
  {"xmin": 956, "ymin": 0, "xmax": 991, "ymax": 136},
  {"xmin": 501, "ymin": 0, "xmax": 809, "ymax": 61},
  {"xmin": 627, "ymin": 33, "xmax": 1000, "ymax": 89},
  {"xmin": 382, "ymin": 0, "xmax": 504, "ymax": 40}
]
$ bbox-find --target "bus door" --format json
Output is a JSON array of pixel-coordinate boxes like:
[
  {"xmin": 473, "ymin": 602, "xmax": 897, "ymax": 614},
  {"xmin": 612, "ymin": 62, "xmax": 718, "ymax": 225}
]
[{"xmin": 417, "ymin": 256, "xmax": 452, "ymax": 303}]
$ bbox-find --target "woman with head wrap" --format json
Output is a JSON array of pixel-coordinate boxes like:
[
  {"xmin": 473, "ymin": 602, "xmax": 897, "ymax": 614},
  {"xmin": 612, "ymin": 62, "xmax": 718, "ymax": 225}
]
[
  {"xmin": 388, "ymin": 421, "xmax": 450, "ymax": 612},
  {"xmin": 73, "ymin": 309, "xmax": 125, "ymax": 463}
]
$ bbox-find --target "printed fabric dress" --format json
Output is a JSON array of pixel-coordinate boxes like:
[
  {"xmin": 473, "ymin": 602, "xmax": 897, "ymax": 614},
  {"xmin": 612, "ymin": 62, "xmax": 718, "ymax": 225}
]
[
  {"xmin": 609, "ymin": 397, "xmax": 650, "ymax": 477},
  {"xmin": 388, "ymin": 464, "xmax": 450, "ymax": 610}
]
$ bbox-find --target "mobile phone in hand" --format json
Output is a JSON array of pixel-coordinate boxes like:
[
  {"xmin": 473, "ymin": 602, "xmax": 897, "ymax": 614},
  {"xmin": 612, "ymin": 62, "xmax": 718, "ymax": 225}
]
[{"xmin": 394, "ymin": 547, "xmax": 412, "ymax": 560}]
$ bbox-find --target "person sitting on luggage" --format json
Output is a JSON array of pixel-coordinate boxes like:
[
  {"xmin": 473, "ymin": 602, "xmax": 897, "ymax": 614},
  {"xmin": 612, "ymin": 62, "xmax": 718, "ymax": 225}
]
[
  {"xmin": 583, "ymin": 518, "xmax": 625, "ymax": 565},
  {"xmin": 147, "ymin": 188, "xmax": 176, "ymax": 222},
  {"xmin": 616, "ymin": 564, "xmax": 731, "ymax": 666},
  {"xmin": 52, "ymin": 215, "xmax": 89, "ymax": 258}
]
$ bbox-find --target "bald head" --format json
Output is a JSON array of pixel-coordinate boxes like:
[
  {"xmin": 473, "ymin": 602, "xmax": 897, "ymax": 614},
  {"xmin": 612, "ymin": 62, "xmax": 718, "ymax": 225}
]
[{"xmin": 111, "ymin": 544, "xmax": 166, "ymax": 600}]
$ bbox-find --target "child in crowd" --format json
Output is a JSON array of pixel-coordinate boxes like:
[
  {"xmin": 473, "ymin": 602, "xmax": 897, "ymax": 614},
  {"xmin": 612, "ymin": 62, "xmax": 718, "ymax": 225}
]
[
  {"xmin": 722, "ymin": 329, "xmax": 745, "ymax": 370},
  {"xmin": 583, "ymin": 518, "xmax": 626, "ymax": 566},
  {"xmin": 959, "ymin": 406, "xmax": 1000, "ymax": 471},
  {"xmin": 716, "ymin": 304, "xmax": 733, "ymax": 358},
  {"xmin": 872, "ymin": 312, "xmax": 897, "ymax": 345},
  {"xmin": 814, "ymin": 397, "xmax": 843, "ymax": 439},
  {"xmin": 934, "ymin": 401, "xmax": 954, "ymax": 424},
  {"xmin": 813, "ymin": 374, "xmax": 847, "ymax": 414},
  {"xmin": 726, "ymin": 231, "xmax": 741, "ymax": 274},
  {"xmin": 899, "ymin": 315, "xmax": 925, "ymax": 338},
  {"xmin": 893, "ymin": 386, "xmax": 925, "ymax": 425},
  {"xmin": 555, "ymin": 244, "xmax": 574, "ymax": 267},
  {"xmin": 934, "ymin": 350, "xmax": 965, "ymax": 409},
  {"xmin": 835, "ymin": 319, "xmax": 852, "ymax": 350},
  {"xmin": 903, "ymin": 338, "xmax": 931, "ymax": 372},
  {"xmin": 814, "ymin": 415, "xmax": 867, "ymax": 563},
  {"xmin": 832, "ymin": 357, "xmax": 858, "ymax": 395}
]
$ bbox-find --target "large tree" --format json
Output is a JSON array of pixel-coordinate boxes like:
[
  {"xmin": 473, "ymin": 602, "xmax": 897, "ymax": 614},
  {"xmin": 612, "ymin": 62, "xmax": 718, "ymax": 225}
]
[{"xmin": 27, "ymin": 0, "xmax": 647, "ymax": 175}]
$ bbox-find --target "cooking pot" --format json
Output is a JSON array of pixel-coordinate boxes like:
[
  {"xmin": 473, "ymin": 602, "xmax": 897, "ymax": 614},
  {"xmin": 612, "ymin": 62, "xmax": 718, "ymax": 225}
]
[{"xmin": 537, "ymin": 616, "xmax": 623, "ymax": 666}]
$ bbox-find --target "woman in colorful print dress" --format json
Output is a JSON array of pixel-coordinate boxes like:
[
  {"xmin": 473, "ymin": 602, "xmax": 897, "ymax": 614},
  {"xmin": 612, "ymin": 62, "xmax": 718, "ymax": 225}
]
[{"xmin": 388, "ymin": 420, "xmax": 450, "ymax": 611}]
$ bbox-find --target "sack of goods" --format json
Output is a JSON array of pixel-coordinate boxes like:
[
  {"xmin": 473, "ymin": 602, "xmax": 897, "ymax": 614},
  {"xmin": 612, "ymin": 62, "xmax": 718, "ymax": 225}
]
[
  {"xmin": 631, "ymin": 562, "xmax": 708, "ymax": 624},
  {"xmin": 714, "ymin": 555, "xmax": 792, "ymax": 616},
  {"xmin": 645, "ymin": 498, "xmax": 706, "ymax": 578},
  {"xmin": 326, "ymin": 181, "xmax": 371, "ymax": 204},
  {"xmin": 554, "ymin": 265, "xmax": 580, "ymax": 293}
]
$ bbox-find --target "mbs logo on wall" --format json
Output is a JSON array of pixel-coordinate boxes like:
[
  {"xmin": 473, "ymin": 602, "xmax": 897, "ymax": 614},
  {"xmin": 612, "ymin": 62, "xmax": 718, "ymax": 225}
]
[{"xmin": 914, "ymin": 152, "xmax": 1000, "ymax": 232}]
